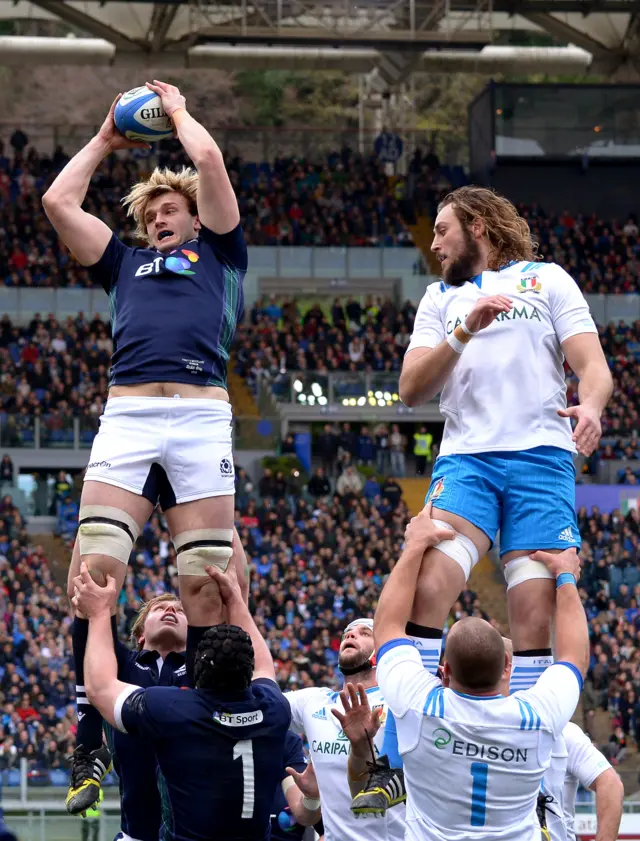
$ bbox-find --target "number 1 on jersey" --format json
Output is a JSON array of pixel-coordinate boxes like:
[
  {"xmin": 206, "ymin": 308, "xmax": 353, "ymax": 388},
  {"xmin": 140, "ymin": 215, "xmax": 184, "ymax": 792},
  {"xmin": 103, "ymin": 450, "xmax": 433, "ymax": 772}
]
[
  {"xmin": 233, "ymin": 739, "xmax": 255, "ymax": 819},
  {"xmin": 470, "ymin": 762, "xmax": 488, "ymax": 827}
]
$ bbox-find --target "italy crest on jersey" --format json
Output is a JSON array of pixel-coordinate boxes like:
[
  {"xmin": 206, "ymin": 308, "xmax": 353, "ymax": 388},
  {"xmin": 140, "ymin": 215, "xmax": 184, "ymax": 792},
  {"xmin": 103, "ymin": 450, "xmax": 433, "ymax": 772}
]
[{"xmin": 517, "ymin": 274, "xmax": 542, "ymax": 293}]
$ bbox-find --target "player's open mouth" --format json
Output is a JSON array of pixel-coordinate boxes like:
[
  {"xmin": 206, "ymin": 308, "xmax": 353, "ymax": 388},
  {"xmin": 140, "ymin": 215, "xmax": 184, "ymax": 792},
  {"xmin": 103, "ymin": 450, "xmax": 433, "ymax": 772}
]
[
  {"xmin": 342, "ymin": 641, "xmax": 357, "ymax": 651},
  {"xmin": 158, "ymin": 230, "xmax": 174, "ymax": 241},
  {"xmin": 161, "ymin": 614, "xmax": 178, "ymax": 624}
]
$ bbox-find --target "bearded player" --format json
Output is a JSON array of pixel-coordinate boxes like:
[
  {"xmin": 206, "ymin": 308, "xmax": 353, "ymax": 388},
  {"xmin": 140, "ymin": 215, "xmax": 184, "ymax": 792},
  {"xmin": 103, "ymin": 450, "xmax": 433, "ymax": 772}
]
[
  {"xmin": 354, "ymin": 186, "xmax": 612, "ymax": 815},
  {"xmin": 43, "ymin": 81, "xmax": 245, "ymax": 811},
  {"xmin": 286, "ymin": 619, "xmax": 405, "ymax": 841}
]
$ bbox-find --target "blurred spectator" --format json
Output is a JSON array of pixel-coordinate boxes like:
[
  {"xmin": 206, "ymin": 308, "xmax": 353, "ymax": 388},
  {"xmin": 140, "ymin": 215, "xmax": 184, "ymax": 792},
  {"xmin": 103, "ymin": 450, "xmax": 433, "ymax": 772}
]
[
  {"xmin": 336, "ymin": 465, "xmax": 364, "ymax": 498},
  {"xmin": 374, "ymin": 424, "xmax": 390, "ymax": 475},
  {"xmin": 390, "ymin": 424, "xmax": 407, "ymax": 478},
  {"xmin": 317, "ymin": 425, "xmax": 339, "ymax": 476},
  {"xmin": 0, "ymin": 456, "xmax": 13, "ymax": 485},
  {"xmin": 308, "ymin": 468, "xmax": 331, "ymax": 500},
  {"xmin": 413, "ymin": 426, "xmax": 433, "ymax": 476},
  {"xmin": 357, "ymin": 427, "xmax": 375, "ymax": 466}
]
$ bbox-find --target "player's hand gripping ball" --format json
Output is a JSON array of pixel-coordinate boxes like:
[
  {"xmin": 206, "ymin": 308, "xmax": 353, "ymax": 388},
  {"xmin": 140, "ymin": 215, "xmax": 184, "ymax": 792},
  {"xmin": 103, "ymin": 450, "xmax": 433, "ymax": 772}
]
[{"xmin": 114, "ymin": 86, "xmax": 174, "ymax": 142}]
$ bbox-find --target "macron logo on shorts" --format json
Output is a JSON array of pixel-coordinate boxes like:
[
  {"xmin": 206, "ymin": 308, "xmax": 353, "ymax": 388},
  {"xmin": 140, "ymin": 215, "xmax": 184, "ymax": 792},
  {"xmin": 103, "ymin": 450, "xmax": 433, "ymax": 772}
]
[{"xmin": 557, "ymin": 527, "xmax": 574, "ymax": 542}]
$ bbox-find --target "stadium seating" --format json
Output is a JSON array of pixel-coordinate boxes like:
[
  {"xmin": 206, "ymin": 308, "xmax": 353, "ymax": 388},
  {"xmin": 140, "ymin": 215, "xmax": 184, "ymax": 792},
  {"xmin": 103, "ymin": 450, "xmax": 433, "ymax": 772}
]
[{"xmin": 1, "ymin": 138, "xmax": 639, "ymax": 794}]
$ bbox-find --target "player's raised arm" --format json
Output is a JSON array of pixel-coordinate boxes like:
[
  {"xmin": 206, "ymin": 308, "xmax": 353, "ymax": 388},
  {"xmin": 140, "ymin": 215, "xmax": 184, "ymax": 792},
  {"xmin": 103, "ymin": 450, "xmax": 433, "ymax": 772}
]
[
  {"xmin": 146, "ymin": 80, "xmax": 239, "ymax": 235},
  {"xmin": 72, "ymin": 563, "xmax": 136, "ymax": 727},
  {"xmin": 42, "ymin": 95, "xmax": 147, "ymax": 267},
  {"xmin": 205, "ymin": 563, "xmax": 276, "ymax": 682},
  {"xmin": 374, "ymin": 504, "xmax": 455, "ymax": 649},
  {"xmin": 399, "ymin": 292, "xmax": 513, "ymax": 407}
]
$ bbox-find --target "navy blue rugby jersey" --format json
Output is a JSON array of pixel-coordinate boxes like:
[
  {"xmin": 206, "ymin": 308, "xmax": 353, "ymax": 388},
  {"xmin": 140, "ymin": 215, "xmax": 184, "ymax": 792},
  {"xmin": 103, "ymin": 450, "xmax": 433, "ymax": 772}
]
[
  {"xmin": 87, "ymin": 224, "xmax": 246, "ymax": 388},
  {"xmin": 118, "ymin": 678, "xmax": 291, "ymax": 841},
  {"xmin": 73, "ymin": 618, "xmax": 188, "ymax": 841}
]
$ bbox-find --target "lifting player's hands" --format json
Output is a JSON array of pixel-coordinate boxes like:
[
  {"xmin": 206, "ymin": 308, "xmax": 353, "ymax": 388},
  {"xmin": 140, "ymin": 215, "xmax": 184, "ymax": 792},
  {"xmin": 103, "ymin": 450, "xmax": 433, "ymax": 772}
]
[
  {"xmin": 557, "ymin": 403, "xmax": 602, "ymax": 457},
  {"xmin": 331, "ymin": 683, "xmax": 383, "ymax": 759},
  {"xmin": 204, "ymin": 561, "xmax": 243, "ymax": 607},
  {"xmin": 404, "ymin": 502, "xmax": 456, "ymax": 554},
  {"xmin": 530, "ymin": 547, "xmax": 581, "ymax": 581},
  {"xmin": 465, "ymin": 295, "xmax": 513, "ymax": 333},
  {"xmin": 97, "ymin": 95, "xmax": 151, "ymax": 152},
  {"xmin": 285, "ymin": 760, "xmax": 320, "ymax": 801},
  {"xmin": 145, "ymin": 80, "xmax": 186, "ymax": 119},
  {"xmin": 71, "ymin": 562, "xmax": 117, "ymax": 617}
]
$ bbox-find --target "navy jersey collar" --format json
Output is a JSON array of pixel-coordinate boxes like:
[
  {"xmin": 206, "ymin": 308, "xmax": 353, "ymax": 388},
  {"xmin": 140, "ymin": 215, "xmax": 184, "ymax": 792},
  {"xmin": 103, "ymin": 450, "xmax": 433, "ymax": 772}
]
[{"xmin": 137, "ymin": 649, "xmax": 186, "ymax": 668}]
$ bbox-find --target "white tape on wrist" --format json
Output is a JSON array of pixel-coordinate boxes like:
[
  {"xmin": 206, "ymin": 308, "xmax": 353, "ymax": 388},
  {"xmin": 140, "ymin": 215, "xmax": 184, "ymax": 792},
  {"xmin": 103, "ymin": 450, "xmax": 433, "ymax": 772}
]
[
  {"xmin": 302, "ymin": 795, "xmax": 321, "ymax": 810},
  {"xmin": 460, "ymin": 319, "xmax": 476, "ymax": 336},
  {"xmin": 447, "ymin": 333, "xmax": 466, "ymax": 354}
]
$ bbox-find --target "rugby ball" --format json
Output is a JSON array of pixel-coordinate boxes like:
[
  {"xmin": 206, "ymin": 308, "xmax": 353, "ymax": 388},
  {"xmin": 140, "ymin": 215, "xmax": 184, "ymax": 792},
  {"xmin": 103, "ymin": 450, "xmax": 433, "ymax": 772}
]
[{"xmin": 114, "ymin": 86, "xmax": 174, "ymax": 142}]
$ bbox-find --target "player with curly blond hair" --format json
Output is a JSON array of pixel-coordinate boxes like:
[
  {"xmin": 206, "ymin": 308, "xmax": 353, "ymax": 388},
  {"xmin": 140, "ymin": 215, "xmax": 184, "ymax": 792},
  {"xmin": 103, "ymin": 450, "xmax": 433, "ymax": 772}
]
[
  {"xmin": 353, "ymin": 185, "xmax": 613, "ymax": 819},
  {"xmin": 43, "ymin": 80, "xmax": 245, "ymax": 814}
]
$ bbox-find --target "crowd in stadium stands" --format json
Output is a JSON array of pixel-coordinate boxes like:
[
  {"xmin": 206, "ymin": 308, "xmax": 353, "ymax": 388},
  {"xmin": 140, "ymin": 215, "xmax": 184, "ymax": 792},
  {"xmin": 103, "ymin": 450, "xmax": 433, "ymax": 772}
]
[
  {"xmin": 2, "ymin": 135, "xmax": 640, "ymax": 780},
  {"xmin": 577, "ymin": 504, "xmax": 640, "ymax": 760},
  {"xmin": 2, "ymin": 461, "xmax": 639, "ymax": 781},
  {"xmin": 0, "ymin": 303, "xmax": 639, "ymax": 469},
  {"xmin": 0, "ymin": 460, "xmax": 497, "ymax": 783},
  {"xmin": 0, "ymin": 136, "xmax": 639, "ymax": 282},
  {"xmin": 0, "ymin": 494, "xmax": 78, "ymax": 780},
  {"xmin": 235, "ymin": 295, "xmax": 417, "ymax": 396}
]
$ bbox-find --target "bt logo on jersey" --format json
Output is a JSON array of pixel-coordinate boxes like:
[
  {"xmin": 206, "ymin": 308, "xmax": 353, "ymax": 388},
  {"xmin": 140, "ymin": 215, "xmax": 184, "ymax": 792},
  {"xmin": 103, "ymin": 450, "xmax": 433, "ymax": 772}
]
[
  {"xmin": 135, "ymin": 249, "xmax": 200, "ymax": 278},
  {"xmin": 213, "ymin": 710, "xmax": 264, "ymax": 727}
]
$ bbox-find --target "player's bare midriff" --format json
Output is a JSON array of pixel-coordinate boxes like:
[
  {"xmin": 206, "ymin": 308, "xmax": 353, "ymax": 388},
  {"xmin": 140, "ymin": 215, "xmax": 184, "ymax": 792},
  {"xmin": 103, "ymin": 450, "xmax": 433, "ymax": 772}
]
[{"xmin": 109, "ymin": 382, "xmax": 229, "ymax": 401}]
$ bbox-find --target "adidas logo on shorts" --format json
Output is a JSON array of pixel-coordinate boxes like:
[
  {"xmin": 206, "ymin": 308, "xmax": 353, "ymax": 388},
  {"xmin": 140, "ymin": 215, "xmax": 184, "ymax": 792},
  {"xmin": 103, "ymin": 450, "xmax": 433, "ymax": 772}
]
[{"xmin": 557, "ymin": 527, "xmax": 574, "ymax": 542}]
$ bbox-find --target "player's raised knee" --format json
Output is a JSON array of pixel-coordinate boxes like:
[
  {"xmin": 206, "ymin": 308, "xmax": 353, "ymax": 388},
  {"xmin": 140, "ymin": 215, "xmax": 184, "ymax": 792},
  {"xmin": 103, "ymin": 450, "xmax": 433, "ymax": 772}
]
[{"xmin": 174, "ymin": 529, "xmax": 233, "ymax": 576}]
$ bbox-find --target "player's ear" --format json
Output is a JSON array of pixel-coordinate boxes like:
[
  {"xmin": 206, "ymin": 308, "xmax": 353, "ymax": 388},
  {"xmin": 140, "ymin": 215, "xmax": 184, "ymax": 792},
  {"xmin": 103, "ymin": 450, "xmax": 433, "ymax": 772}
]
[
  {"xmin": 470, "ymin": 216, "xmax": 485, "ymax": 240},
  {"xmin": 193, "ymin": 215, "xmax": 201, "ymax": 232}
]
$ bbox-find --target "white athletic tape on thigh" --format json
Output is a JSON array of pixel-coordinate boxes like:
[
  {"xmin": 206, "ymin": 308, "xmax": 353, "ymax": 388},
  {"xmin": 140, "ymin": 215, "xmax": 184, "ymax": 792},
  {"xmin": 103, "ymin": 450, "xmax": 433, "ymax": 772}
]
[
  {"xmin": 432, "ymin": 519, "xmax": 479, "ymax": 581},
  {"xmin": 174, "ymin": 529, "xmax": 234, "ymax": 575},
  {"xmin": 78, "ymin": 505, "xmax": 140, "ymax": 565},
  {"xmin": 503, "ymin": 555, "xmax": 554, "ymax": 591}
]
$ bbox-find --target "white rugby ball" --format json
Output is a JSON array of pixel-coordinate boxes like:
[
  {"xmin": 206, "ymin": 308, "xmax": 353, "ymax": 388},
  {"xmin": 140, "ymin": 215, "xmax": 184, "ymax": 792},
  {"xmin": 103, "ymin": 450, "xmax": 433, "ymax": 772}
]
[{"xmin": 114, "ymin": 86, "xmax": 174, "ymax": 142}]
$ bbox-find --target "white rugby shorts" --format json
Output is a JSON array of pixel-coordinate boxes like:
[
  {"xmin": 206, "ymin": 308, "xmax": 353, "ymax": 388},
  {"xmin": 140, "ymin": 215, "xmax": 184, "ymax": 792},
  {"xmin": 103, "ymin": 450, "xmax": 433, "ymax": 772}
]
[{"xmin": 84, "ymin": 396, "xmax": 234, "ymax": 506}]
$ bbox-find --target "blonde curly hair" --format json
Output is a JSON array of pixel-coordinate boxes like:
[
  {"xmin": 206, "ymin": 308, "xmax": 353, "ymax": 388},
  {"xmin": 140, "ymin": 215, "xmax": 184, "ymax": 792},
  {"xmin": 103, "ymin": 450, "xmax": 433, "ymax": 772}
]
[
  {"xmin": 122, "ymin": 166, "xmax": 199, "ymax": 244},
  {"xmin": 438, "ymin": 186, "xmax": 538, "ymax": 270}
]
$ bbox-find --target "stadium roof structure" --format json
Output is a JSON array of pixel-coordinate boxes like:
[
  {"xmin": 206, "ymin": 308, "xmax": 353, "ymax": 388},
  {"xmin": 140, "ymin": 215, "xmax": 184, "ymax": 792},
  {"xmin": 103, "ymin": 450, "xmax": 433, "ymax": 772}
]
[{"xmin": 0, "ymin": 0, "xmax": 638, "ymax": 78}]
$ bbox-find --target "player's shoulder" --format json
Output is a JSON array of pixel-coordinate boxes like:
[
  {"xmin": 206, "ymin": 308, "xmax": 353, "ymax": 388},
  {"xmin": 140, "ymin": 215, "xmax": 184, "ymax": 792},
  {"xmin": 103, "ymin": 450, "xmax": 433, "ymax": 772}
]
[
  {"xmin": 563, "ymin": 720, "xmax": 590, "ymax": 749},
  {"xmin": 285, "ymin": 685, "xmax": 332, "ymax": 706}
]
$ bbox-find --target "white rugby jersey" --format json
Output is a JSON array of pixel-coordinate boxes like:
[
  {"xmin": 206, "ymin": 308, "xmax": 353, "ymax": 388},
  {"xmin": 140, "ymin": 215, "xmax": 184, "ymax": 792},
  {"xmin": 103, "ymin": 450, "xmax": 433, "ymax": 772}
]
[
  {"xmin": 376, "ymin": 640, "xmax": 582, "ymax": 841},
  {"xmin": 541, "ymin": 734, "xmax": 569, "ymax": 841},
  {"xmin": 563, "ymin": 722, "xmax": 612, "ymax": 841},
  {"xmin": 285, "ymin": 685, "xmax": 405, "ymax": 841},
  {"xmin": 407, "ymin": 261, "xmax": 598, "ymax": 456}
]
